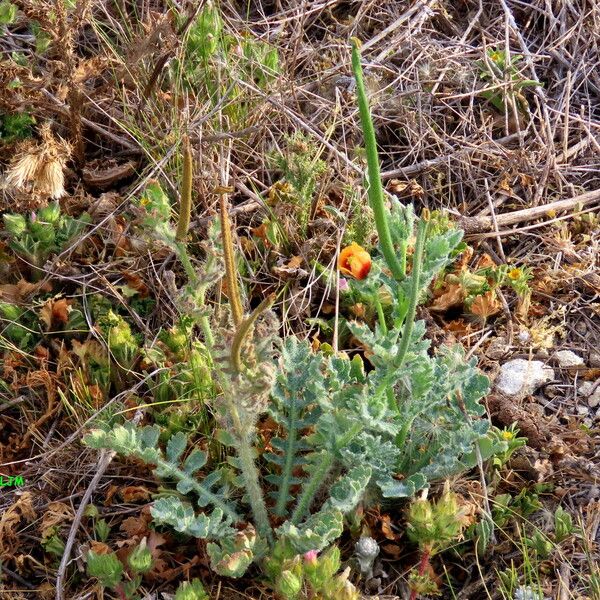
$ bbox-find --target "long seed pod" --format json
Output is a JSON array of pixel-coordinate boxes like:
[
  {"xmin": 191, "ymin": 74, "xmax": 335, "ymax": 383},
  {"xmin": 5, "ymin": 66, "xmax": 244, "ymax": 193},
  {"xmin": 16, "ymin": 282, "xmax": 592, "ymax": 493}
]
[
  {"xmin": 218, "ymin": 189, "xmax": 244, "ymax": 327},
  {"xmin": 175, "ymin": 135, "xmax": 193, "ymax": 242},
  {"xmin": 351, "ymin": 39, "xmax": 405, "ymax": 281}
]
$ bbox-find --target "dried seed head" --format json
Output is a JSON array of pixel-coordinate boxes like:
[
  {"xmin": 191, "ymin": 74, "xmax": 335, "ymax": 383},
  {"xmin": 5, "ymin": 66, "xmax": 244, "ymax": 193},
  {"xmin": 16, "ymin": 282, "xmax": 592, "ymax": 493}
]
[{"xmin": 6, "ymin": 124, "xmax": 71, "ymax": 200}]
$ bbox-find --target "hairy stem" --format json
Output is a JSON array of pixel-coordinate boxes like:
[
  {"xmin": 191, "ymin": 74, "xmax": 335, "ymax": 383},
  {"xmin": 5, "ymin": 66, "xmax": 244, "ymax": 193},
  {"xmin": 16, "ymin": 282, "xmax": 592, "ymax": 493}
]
[
  {"xmin": 237, "ymin": 435, "xmax": 273, "ymax": 542},
  {"xmin": 175, "ymin": 241, "xmax": 198, "ymax": 285},
  {"xmin": 374, "ymin": 296, "xmax": 387, "ymax": 334},
  {"xmin": 395, "ymin": 413, "xmax": 417, "ymax": 451},
  {"xmin": 219, "ymin": 191, "xmax": 244, "ymax": 327},
  {"xmin": 290, "ymin": 451, "xmax": 334, "ymax": 525},
  {"xmin": 171, "ymin": 137, "xmax": 215, "ymax": 351},
  {"xmin": 273, "ymin": 399, "xmax": 299, "ymax": 517},
  {"xmin": 409, "ymin": 547, "xmax": 432, "ymax": 600},
  {"xmin": 394, "ymin": 216, "xmax": 428, "ymax": 370},
  {"xmin": 175, "ymin": 135, "xmax": 193, "ymax": 243},
  {"xmin": 172, "ymin": 240, "xmax": 215, "ymax": 352},
  {"xmin": 227, "ymin": 404, "xmax": 273, "ymax": 543},
  {"xmin": 351, "ymin": 39, "xmax": 404, "ymax": 281}
]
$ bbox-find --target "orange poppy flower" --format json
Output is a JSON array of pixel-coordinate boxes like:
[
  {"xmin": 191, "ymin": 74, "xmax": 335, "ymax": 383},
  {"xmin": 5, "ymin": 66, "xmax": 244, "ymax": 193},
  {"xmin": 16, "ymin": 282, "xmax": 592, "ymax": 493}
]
[{"xmin": 338, "ymin": 242, "xmax": 372, "ymax": 280}]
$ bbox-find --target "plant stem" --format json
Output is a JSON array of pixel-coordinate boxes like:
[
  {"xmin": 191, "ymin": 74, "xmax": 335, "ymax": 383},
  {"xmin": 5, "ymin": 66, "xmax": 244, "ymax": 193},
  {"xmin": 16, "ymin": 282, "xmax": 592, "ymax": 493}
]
[
  {"xmin": 197, "ymin": 253, "xmax": 216, "ymax": 353},
  {"xmin": 351, "ymin": 40, "xmax": 404, "ymax": 282},
  {"xmin": 274, "ymin": 399, "xmax": 299, "ymax": 517},
  {"xmin": 370, "ymin": 296, "xmax": 399, "ymax": 411},
  {"xmin": 170, "ymin": 139, "xmax": 215, "ymax": 352},
  {"xmin": 399, "ymin": 239, "xmax": 408, "ymax": 277},
  {"xmin": 290, "ymin": 451, "xmax": 334, "ymax": 525},
  {"xmin": 175, "ymin": 241, "xmax": 198, "ymax": 285},
  {"xmin": 176, "ymin": 135, "xmax": 193, "ymax": 242},
  {"xmin": 394, "ymin": 218, "xmax": 428, "ymax": 370},
  {"xmin": 374, "ymin": 296, "xmax": 387, "ymax": 334},
  {"xmin": 395, "ymin": 413, "xmax": 417, "ymax": 451},
  {"xmin": 173, "ymin": 240, "xmax": 215, "ymax": 352},
  {"xmin": 227, "ymin": 404, "xmax": 273, "ymax": 543},
  {"xmin": 238, "ymin": 438, "xmax": 273, "ymax": 543}
]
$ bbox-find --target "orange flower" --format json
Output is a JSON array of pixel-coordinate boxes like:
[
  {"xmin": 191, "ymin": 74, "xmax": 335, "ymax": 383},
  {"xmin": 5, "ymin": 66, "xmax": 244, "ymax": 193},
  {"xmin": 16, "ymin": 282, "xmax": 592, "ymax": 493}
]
[{"xmin": 338, "ymin": 242, "xmax": 372, "ymax": 279}]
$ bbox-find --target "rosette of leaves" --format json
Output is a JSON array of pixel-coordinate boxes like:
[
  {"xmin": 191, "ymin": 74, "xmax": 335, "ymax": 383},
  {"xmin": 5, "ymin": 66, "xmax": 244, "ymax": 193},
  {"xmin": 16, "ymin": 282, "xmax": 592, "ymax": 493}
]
[
  {"xmin": 83, "ymin": 42, "xmax": 502, "ymax": 588},
  {"xmin": 83, "ymin": 335, "xmax": 402, "ymax": 577},
  {"xmin": 142, "ymin": 318, "xmax": 214, "ymax": 411}
]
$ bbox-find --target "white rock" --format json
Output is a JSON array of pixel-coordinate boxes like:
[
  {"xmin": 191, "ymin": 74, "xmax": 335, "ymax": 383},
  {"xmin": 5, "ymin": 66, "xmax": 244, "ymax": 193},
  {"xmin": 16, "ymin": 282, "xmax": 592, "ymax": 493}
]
[
  {"xmin": 518, "ymin": 330, "xmax": 531, "ymax": 344},
  {"xmin": 580, "ymin": 381, "xmax": 600, "ymax": 408},
  {"xmin": 576, "ymin": 405, "xmax": 590, "ymax": 415},
  {"xmin": 553, "ymin": 350, "xmax": 584, "ymax": 367},
  {"xmin": 590, "ymin": 351, "xmax": 600, "ymax": 368},
  {"xmin": 495, "ymin": 359, "xmax": 555, "ymax": 398}
]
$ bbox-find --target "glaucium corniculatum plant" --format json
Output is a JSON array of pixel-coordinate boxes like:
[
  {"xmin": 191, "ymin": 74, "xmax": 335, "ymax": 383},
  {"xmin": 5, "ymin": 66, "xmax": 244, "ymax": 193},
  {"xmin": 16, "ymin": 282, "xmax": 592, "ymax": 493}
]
[{"xmin": 83, "ymin": 42, "xmax": 503, "ymax": 595}]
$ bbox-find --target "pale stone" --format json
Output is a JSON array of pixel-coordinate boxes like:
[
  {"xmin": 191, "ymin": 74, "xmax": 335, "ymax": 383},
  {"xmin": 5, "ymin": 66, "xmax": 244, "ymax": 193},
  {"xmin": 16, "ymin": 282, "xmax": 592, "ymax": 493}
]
[
  {"xmin": 589, "ymin": 351, "xmax": 600, "ymax": 368},
  {"xmin": 580, "ymin": 381, "xmax": 600, "ymax": 408},
  {"xmin": 553, "ymin": 350, "xmax": 584, "ymax": 367},
  {"xmin": 495, "ymin": 359, "xmax": 554, "ymax": 398}
]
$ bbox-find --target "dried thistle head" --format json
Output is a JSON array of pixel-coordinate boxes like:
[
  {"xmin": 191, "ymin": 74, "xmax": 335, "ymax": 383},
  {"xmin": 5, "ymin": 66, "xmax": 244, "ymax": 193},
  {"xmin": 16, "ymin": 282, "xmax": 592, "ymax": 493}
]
[{"xmin": 5, "ymin": 124, "xmax": 71, "ymax": 201}]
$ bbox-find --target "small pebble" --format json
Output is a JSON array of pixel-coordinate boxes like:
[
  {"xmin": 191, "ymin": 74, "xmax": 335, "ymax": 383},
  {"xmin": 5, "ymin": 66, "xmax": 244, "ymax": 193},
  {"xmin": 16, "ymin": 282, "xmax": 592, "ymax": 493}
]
[
  {"xmin": 487, "ymin": 336, "xmax": 509, "ymax": 360},
  {"xmin": 588, "ymin": 388, "xmax": 600, "ymax": 408},
  {"xmin": 518, "ymin": 330, "xmax": 531, "ymax": 344},
  {"xmin": 553, "ymin": 350, "xmax": 584, "ymax": 367},
  {"xmin": 580, "ymin": 382, "xmax": 594, "ymax": 396},
  {"xmin": 579, "ymin": 381, "xmax": 600, "ymax": 408},
  {"xmin": 576, "ymin": 405, "xmax": 589, "ymax": 416},
  {"xmin": 590, "ymin": 351, "xmax": 600, "ymax": 368}
]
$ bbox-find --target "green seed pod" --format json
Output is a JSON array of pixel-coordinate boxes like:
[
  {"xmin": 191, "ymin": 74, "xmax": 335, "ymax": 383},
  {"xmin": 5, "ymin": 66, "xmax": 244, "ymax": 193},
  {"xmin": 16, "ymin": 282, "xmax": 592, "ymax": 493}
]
[
  {"xmin": 435, "ymin": 490, "xmax": 465, "ymax": 544},
  {"xmin": 320, "ymin": 545, "xmax": 341, "ymax": 580},
  {"xmin": 127, "ymin": 538, "xmax": 153, "ymax": 574},
  {"xmin": 407, "ymin": 498, "xmax": 435, "ymax": 544},
  {"xmin": 277, "ymin": 570, "xmax": 302, "ymax": 599},
  {"xmin": 174, "ymin": 579, "xmax": 209, "ymax": 600}
]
